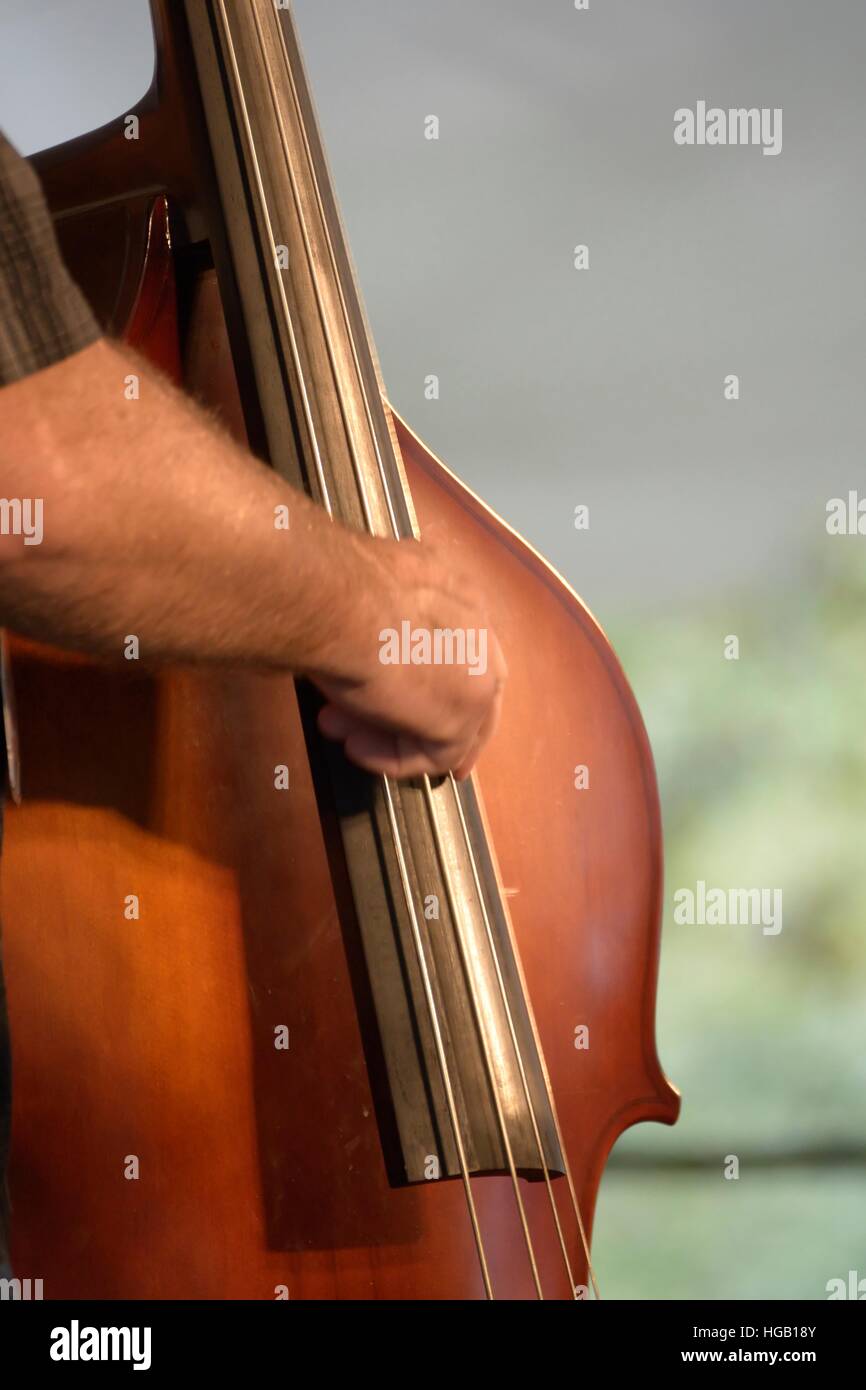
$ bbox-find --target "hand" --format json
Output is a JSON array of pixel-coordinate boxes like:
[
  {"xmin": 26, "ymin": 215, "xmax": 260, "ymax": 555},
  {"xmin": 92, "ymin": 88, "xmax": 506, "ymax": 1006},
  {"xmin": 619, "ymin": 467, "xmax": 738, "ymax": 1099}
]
[{"xmin": 311, "ymin": 537, "xmax": 506, "ymax": 780}]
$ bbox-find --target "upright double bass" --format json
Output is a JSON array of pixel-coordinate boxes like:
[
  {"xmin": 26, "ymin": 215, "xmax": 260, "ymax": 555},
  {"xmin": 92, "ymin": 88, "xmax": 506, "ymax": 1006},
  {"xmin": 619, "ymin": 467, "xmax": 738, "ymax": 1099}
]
[{"xmin": 3, "ymin": 0, "xmax": 678, "ymax": 1299}]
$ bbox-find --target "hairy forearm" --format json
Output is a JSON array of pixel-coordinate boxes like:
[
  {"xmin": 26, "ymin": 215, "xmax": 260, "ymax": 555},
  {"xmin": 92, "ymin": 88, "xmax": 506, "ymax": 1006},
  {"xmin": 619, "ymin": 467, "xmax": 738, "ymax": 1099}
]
[{"xmin": 0, "ymin": 338, "xmax": 387, "ymax": 678}]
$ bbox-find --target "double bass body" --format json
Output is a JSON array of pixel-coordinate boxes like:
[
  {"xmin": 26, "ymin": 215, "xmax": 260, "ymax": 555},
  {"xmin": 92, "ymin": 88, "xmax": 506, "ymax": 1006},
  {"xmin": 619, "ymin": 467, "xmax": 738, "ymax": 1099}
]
[{"xmin": 2, "ymin": 0, "xmax": 677, "ymax": 1300}]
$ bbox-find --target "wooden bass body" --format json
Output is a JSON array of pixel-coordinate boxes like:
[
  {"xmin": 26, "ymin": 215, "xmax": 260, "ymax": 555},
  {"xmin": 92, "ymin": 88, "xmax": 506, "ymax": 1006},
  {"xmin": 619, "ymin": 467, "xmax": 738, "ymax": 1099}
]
[{"xmin": 2, "ymin": 0, "xmax": 677, "ymax": 1300}]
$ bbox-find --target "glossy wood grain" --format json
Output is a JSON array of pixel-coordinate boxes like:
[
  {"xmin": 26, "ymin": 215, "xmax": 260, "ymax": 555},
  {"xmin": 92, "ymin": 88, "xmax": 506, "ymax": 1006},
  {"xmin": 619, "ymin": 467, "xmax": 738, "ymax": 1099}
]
[
  {"xmin": 4, "ymin": 375, "xmax": 676, "ymax": 1299},
  {"xmin": 2, "ymin": 0, "xmax": 677, "ymax": 1299}
]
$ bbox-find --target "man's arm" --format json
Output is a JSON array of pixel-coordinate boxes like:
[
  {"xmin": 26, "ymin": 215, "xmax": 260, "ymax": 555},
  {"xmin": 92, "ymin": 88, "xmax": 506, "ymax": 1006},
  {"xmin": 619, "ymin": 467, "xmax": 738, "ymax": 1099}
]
[
  {"xmin": 0, "ymin": 336, "xmax": 387, "ymax": 670},
  {"xmin": 0, "ymin": 338, "xmax": 504, "ymax": 777}
]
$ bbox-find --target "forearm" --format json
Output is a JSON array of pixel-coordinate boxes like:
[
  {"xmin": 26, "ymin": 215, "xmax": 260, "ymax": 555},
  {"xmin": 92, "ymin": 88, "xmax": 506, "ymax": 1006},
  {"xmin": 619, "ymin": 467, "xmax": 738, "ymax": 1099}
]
[{"xmin": 0, "ymin": 338, "xmax": 386, "ymax": 678}]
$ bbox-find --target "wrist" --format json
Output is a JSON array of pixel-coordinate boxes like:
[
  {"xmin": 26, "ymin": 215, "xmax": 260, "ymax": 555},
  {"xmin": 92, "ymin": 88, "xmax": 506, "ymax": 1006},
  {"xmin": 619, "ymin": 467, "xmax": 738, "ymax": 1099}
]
[{"xmin": 297, "ymin": 529, "xmax": 395, "ymax": 687}]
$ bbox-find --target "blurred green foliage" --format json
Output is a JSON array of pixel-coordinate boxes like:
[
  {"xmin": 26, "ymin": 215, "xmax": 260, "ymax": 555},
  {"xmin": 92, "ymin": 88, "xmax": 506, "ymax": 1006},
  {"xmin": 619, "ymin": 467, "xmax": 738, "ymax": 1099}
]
[
  {"xmin": 595, "ymin": 1172, "xmax": 864, "ymax": 1301},
  {"xmin": 592, "ymin": 542, "xmax": 866, "ymax": 1297}
]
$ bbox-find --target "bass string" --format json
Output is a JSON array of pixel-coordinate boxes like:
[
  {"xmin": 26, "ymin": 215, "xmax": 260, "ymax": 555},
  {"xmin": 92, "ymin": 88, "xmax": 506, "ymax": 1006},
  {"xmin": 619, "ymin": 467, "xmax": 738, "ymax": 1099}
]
[
  {"xmin": 444, "ymin": 774, "xmax": 575, "ymax": 1292},
  {"xmin": 214, "ymin": 0, "xmax": 494, "ymax": 1297},
  {"xmin": 244, "ymin": 0, "xmax": 527, "ymax": 1296},
  {"xmin": 269, "ymin": 7, "xmax": 601, "ymax": 1301},
  {"xmin": 378, "ymin": 777, "xmax": 495, "ymax": 1298},
  {"xmin": 419, "ymin": 775, "xmax": 544, "ymax": 1298},
  {"xmin": 250, "ymin": 0, "xmax": 548, "ymax": 1302},
  {"xmin": 223, "ymin": 0, "xmax": 577, "ymax": 1301},
  {"xmin": 222, "ymin": 0, "xmax": 599, "ymax": 1299},
  {"xmin": 254, "ymin": 0, "xmax": 597, "ymax": 1300}
]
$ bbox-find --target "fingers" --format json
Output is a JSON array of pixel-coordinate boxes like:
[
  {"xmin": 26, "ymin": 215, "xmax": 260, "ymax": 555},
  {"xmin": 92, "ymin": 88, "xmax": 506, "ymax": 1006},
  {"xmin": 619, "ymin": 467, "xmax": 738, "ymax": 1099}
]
[
  {"xmin": 317, "ymin": 705, "xmax": 357, "ymax": 742},
  {"xmin": 317, "ymin": 703, "xmax": 484, "ymax": 780},
  {"xmin": 314, "ymin": 619, "xmax": 508, "ymax": 780},
  {"xmin": 451, "ymin": 668, "xmax": 505, "ymax": 780},
  {"xmin": 344, "ymin": 729, "xmax": 446, "ymax": 779}
]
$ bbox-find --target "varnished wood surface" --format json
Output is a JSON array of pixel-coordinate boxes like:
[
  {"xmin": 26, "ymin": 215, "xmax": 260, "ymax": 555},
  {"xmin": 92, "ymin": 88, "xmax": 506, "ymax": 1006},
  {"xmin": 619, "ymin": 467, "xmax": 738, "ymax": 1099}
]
[
  {"xmin": 2, "ymin": 0, "xmax": 677, "ymax": 1298},
  {"xmin": 3, "ymin": 390, "xmax": 676, "ymax": 1300}
]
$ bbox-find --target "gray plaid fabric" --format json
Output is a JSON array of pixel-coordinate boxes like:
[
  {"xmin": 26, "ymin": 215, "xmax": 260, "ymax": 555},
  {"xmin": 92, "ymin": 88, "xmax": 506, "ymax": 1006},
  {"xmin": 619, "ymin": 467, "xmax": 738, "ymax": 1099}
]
[
  {"xmin": 0, "ymin": 132, "xmax": 100, "ymax": 382},
  {"xmin": 0, "ymin": 130, "xmax": 101, "ymax": 1270}
]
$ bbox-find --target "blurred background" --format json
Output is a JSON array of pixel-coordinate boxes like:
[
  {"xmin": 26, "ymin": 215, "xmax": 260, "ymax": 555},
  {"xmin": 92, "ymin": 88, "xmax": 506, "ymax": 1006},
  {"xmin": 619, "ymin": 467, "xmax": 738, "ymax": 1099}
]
[{"xmin": 1, "ymin": 0, "xmax": 864, "ymax": 1297}]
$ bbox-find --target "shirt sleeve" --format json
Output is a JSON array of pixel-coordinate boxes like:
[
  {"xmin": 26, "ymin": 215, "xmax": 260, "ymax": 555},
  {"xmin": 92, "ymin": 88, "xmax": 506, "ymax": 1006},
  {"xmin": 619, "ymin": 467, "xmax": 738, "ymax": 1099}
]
[{"xmin": 0, "ymin": 131, "xmax": 101, "ymax": 385}]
